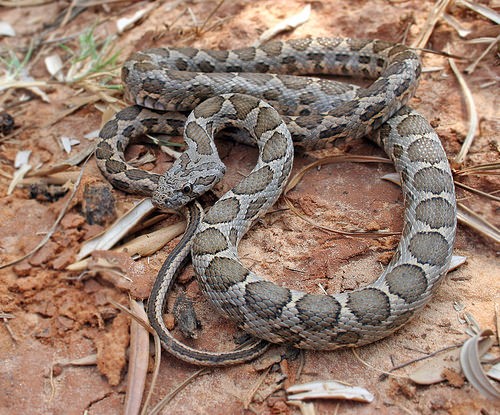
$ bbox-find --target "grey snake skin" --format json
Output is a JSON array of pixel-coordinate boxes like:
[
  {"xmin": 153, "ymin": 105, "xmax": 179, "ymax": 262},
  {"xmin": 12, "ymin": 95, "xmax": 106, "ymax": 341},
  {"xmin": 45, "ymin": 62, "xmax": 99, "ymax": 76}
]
[{"xmin": 95, "ymin": 38, "xmax": 457, "ymax": 365}]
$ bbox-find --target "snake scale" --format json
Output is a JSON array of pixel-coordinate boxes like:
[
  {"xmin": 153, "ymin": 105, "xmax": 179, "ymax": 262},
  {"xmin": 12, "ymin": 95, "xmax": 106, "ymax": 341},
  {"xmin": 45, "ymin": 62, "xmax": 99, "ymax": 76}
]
[{"xmin": 96, "ymin": 38, "xmax": 457, "ymax": 365}]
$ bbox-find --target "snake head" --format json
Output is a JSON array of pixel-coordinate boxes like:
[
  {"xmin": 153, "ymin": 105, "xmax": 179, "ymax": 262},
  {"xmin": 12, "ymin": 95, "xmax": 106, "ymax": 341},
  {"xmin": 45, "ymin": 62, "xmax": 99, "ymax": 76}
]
[
  {"xmin": 152, "ymin": 176, "xmax": 195, "ymax": 210},
  {"xmin": 151, "ymin": 156, "xmax": 225, "ymax": 210}
]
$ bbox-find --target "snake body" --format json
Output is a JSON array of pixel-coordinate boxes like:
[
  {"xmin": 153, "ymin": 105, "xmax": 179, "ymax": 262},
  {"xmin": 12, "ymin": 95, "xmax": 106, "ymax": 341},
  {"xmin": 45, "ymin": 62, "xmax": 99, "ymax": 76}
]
[{"xmin": 96, "ymin": 38, "xmax": 457, "ymax": 365}]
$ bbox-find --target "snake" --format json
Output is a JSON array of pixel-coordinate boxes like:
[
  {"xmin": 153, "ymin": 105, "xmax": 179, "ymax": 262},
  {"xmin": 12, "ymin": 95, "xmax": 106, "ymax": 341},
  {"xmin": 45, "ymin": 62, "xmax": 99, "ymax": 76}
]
[{"xmin": 95, "ymin": 38, "xmax": 457, "ymax": 366}]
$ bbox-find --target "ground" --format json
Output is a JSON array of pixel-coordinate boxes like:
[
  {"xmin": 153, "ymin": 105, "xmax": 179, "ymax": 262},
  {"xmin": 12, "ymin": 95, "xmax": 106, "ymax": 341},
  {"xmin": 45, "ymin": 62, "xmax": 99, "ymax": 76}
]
[{"xmin": 0, "ymin": 1, "xmax": 499, "ymax": 414}]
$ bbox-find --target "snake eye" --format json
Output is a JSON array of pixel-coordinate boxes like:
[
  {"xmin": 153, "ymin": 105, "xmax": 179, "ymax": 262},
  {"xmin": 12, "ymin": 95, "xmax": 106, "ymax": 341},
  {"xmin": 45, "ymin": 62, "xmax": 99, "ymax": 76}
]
[{"xmin": 181, "ymin": 184, "xmax": 192, "ymax": 194}]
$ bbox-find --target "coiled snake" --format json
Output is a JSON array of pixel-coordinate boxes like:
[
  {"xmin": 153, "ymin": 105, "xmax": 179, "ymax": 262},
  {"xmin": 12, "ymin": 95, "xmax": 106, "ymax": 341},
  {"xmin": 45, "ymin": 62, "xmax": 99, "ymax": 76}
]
[{"xmin": 96, "ymin": 38, "xmax": 457, "ymax": 366}]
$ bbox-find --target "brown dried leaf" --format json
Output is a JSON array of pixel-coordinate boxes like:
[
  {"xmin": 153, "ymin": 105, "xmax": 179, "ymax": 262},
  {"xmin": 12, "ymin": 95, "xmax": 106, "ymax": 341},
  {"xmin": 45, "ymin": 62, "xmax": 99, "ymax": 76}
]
[
  {"xmin": 409, "ymin": 348, "xmax": 461, "ymax": 385},
  {"xmin": 460, "ymin": 330, "xmax": 500, "ymax": 401}
]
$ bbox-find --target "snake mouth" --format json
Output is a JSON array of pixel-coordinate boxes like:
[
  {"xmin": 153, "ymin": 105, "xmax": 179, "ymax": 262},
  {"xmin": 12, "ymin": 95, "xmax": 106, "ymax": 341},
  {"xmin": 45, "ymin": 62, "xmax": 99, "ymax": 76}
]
[
  {"xmin": 151, "ymin": 187, "xmax": 193, "ymax": 211},
  {"xmin": 151, "ymin": 195, "xmax": 178, "ymax": 210}
]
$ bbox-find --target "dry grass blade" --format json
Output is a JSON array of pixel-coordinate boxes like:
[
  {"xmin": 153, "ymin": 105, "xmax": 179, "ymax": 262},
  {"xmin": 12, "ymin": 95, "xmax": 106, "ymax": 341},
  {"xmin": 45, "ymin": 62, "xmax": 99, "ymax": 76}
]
[
  {"xmin": 363, "ymin": 174, "xmax": 469, "ymax": 269},
  {"xmin": 41, "ymin": 95, "xmax": 101, "ymax": 128},
  {"xmin": 442, "ymin": 13, "xmax": 472, "ymax": 38},
  {"xmin": 7, "ymin": 163, "xmax": 31, "ymax": 195},
  {"xmin": 0, "ymin": 79, "xmax": 49, "ymax": 90},
  {"xmin": 457, "ymin": 202, "xmax": 500, "ymax": 244},
  {"xmin": 391, "ymin": 344, "xmax": 462, "ymax": 374},
  {"xmin": 243, "ymin": 366, "xmax": 272, "ymax": 408},
  {"xmin": 383, "ymin": 171, "xmax": 498, "ymax": 243},
  {"xmin": 76, "ymin": 198, "xmax": 156, "ymax": 260},
  {"xmin": 455, "ymin": 162, "xmax": 500, "ymax": 176},
  {"xmin": 27, "ymin": 143, "xmax": 97, "ymax": 177},
  {"xmin": 287, "ymin": 380, "xmax": 374, "ymax": 402},
  {"xmin": 418, "ymin": 48, "xmax": 466, "ymax": 61},
  {"xmin": 454, "ymin": 181, "xmax": 500, "ymax": 202},
  {"xmin": 172, "ymin": 0, "xmax": 229, "ymax": 42},
  {"xmin": 449, "ymin": 54, "xmax": 478, "ymax": 166},
  {"xmin": 1, "ymin": 316, "xmax": 17, "ymax": 343},
  {"xmin": 283, "ymin": 198, "xmax": 399, "ymax": 237},
  {"xmin": 60, "ymin": 0, "xmax": 80, "ymax": 28},
  {"xmin": 80, "ymin": 0, "xmax": 133, "ymax": 5},
  {"xmin": 197, "ymin": 0, "xmax": 225, "ymax": 35},
  {"xmin": 449, "ymin": 255, "xmax": 467, "ymax": 272},
  {"xmin": 255, "ymin": 4, "xmax": 311, "ymax": 46},
  {"xmin": 495, "ymin": 301, "xmax": 500, "ymax": 347},
  {"xmin": 0, "ymin": 38, "xmax": 52, "ymax": 102},
  {"xmin": 149, "ymin": 369, "xmax": 209, "ymax": 415},
  {"xmin": 116, "ymin": 2, "xmax": 159, "ymax": 33},
  {"xmin": 58, "ymin": 25, "xmax": 121, "ymax": 84},
  {"xmin": 0, "ymin": 0, "xmax": 54, "ymax": 6},
  {"xmin": 142, "ymin": 328, "xmax": 162, "ymax": 415},
  {"xmin": 412, "ymin": 0, "xmax": 452, "ymax": 49},
  {"xmin": 56, "ymin": 354, "xmax": 97, "ymax": 366},
  {"xmin": 285, "ymin": 155, "xmax": 391, "ymax": 193},
  {"xmin": 488, "ymin": 364, "xmax": 500, "ymax": 382},
  {"xmin": 453, "ymin": 164, "xmax": 500, "ymax": 240},
  {"xmin": 465, "ymin": 35, "xmax": 500, "ymax": 74},
  {"xmin": 109, "ymin": 300, "xmax": 162, "ymax": 415},
  {"xmin": 128, "ymin": 213, "xmax": 170, "ymax": 235},
  {"xmin": 456, "ymin": 0, "xmax": 500, "ymax": 24},
  {"xmin": 21, "ymin": 171, "xmax": 81, "ymax": 186},
  {"xmin": 284, "ymin": 155, "xmax": 398, "ymax": 237},
  {"xmin": 460, "ymin": 329, "xmax": 500, "ymax": 401},
  {"xmin": 286, "ymin": 401, "xmax": 317, "ymax": 415},
  {"xmin": 69, "ymin": 221, "xmax": 186, "ymax": 270},
  {"xmin": 351, "ymin": 349, "xmax": 408, "ymax": 379},
  {"xmin": 124, "ymin": 300, "xmax": 150, "ymax": 415},
  {"xmin": 119, "ymin": 221, "xmax": 186, "ymax": 257}
]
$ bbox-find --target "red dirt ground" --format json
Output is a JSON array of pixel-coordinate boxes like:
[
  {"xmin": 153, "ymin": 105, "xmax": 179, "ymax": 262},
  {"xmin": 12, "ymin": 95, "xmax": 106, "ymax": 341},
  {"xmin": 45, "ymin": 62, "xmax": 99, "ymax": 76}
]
[{"xmin": 0, "ymin": 1, "xmax": 498, "ymax": 414}]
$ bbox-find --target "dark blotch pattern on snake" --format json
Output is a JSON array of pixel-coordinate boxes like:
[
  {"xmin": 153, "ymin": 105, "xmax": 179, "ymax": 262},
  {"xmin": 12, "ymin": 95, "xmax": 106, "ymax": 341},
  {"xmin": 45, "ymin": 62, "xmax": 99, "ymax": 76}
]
[{"xmin": 96, "ymin": 38, "xmax": 456, "ymax": 364}]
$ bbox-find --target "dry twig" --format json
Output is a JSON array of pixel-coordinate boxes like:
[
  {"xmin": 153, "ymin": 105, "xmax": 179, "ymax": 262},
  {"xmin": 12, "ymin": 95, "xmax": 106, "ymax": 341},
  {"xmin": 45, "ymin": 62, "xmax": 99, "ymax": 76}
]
[
  {"xmin": 149, "ymin": 369, "xmax": 209, "ymax": 415},
  {"xmin": 124, "ymin": 300, "xmax": 150, "ymax": 415},
  {"xmin": 412, "ymin": 0, "xmax": 452, "ymax": 49},
  {"xmin": 448, "ymin": 53, "xmax": 478, "ymax": 166}
]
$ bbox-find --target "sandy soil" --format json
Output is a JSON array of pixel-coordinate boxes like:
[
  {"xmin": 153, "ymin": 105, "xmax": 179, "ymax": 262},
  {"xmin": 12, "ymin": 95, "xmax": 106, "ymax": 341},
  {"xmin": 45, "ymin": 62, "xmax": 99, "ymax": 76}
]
[{"xmin": 0, "ymin": 1, "xmax": 499, "ymax": 414}]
